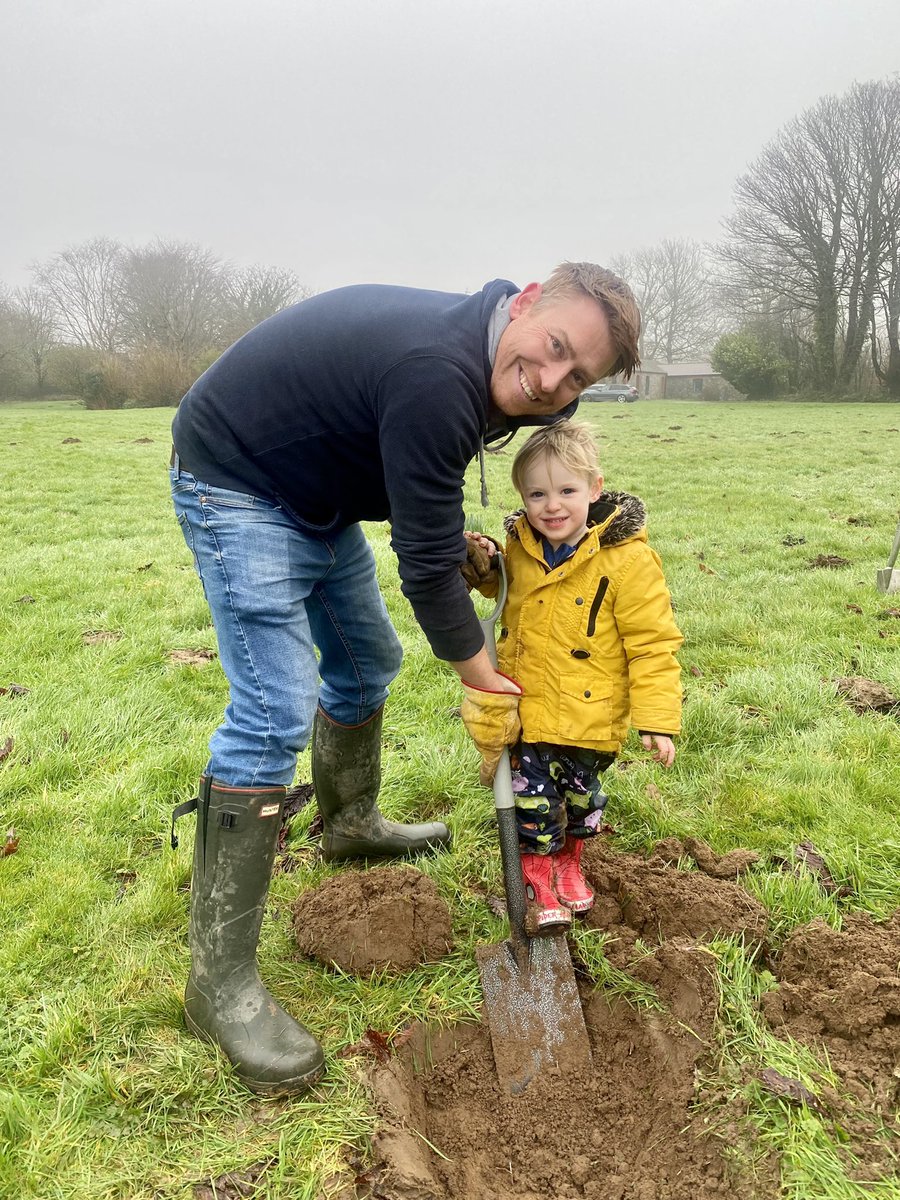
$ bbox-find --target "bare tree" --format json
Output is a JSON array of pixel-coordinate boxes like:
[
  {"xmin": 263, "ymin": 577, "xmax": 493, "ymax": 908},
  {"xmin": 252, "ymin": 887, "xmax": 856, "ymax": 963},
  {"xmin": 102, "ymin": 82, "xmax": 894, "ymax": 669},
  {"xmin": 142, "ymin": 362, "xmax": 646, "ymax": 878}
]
[
  {"xmin": 33, "ymin": 237, "xmax": 126, "ymax": 351},
  {"xmin": 862, "ymin": 81, "xmax": 900, "ymax": 398},
  {"xmin": 119, "ymin": 239, "xmax": 225, "ymax": 362},
  {"xmin": 219, "ymin": 264, "xmax": 308, "ymax": 346},
  {"xmin": 612, "ymin": 238, "xmax": 719, "ymax": 362},
  {"xmin": 14, "ymin": 286, "xmax": 57, "ymax": 391},
  {"xmin": 719, "ymin": 78, "xmax": 900, "ymax": 394}
]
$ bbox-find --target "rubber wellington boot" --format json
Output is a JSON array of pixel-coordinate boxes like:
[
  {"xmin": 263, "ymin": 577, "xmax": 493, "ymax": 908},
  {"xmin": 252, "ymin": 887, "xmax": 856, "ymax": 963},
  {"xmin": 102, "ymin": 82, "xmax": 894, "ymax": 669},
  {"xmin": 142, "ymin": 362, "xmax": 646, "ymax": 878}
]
[
  {"xmin": 312, "ymin": 706, "xmax": 451, "ymax": 861},
  {"xmin": 183, "ymin": 776, "xmax": 325, "ymax": 1095},
  {"xmin": 520, "ymin": 852, "xmax": 572, "ymax": 932},
  {"xmin": 553, "ymin": 836, "xmax": 595, "ymax": 914}
]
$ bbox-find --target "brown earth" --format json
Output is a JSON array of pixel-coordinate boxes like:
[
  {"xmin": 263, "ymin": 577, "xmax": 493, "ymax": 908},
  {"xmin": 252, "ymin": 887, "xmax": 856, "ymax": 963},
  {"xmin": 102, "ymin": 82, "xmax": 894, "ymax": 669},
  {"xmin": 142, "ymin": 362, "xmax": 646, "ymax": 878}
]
[
  {"xmin": 302, "ymin": 844, "xmax": 900, "ymax": 1199},
  {"xmin": 763, "ymin": 912, "xmax": 900, "ymax": 1111},
  {"xmin": 834, "ymin": 675, "xmax": 898, "ymax": 714},
  {"xmin": 291, "ymin": 865, "xmax": 454, "ymax": 974}
]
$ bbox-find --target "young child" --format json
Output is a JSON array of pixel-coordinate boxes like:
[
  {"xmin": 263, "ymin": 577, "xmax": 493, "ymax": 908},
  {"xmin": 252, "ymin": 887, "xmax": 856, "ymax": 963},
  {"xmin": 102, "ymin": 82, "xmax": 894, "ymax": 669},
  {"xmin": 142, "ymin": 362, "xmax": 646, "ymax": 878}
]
[{"xmin": 462, "ymin": 421, "xmax": 682, "ymax": 931}]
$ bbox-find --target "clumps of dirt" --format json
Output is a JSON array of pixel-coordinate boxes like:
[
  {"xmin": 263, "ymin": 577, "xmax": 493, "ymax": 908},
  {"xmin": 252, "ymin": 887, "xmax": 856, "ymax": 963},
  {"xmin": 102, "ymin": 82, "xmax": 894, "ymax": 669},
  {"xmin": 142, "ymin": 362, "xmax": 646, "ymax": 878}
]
[
  {"xmin": 291, "ymin": 866, "xmax": 454, "ymax": 974},
  {"xmin": 763, "ymin": 913, "xmax": 900, "ymax": 1112},
  {"xmin": 346, "ymin": 843, "xmax": 900, "ymax": 1198},
  {"xmin": 581, "ymin": 838, "xmax": 768, "ymax": 954},
  {"xmin": 835, "ymin": 675, "xmax": 898, "ymax": 714},
  {"xmin": 167, "ymin": 648, "xmax": 217, "ymax": 666},
  {"xmin": 82, "ymin": 629, "xmax": 122, "ymax": 645},
  {"xmin": 648, "ymin": 835, "xmax": 761, "ymax": 879},
  {"xmin": 808, "ymin": 554, "xmax": 850, "ymax": 568},
  {"xmin": 356, "ymin": 845, "xmax": 775, "ymax": 1200}
]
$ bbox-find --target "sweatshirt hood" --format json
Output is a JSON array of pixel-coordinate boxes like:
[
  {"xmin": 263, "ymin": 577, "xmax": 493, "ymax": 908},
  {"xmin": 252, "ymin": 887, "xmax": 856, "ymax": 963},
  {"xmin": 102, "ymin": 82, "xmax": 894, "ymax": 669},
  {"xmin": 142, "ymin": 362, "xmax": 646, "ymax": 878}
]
[{"xmin": 483, "ymin": 396, "xmax": 580, "ymax": 446}]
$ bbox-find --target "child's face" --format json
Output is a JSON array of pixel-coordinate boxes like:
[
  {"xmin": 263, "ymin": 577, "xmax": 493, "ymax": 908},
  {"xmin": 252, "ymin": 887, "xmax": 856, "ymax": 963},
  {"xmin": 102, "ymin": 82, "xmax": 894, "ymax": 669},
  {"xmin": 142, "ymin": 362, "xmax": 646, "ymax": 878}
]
[{"xmin": 519, "ymin": 453, "xmax": 602, "ymax": 550}]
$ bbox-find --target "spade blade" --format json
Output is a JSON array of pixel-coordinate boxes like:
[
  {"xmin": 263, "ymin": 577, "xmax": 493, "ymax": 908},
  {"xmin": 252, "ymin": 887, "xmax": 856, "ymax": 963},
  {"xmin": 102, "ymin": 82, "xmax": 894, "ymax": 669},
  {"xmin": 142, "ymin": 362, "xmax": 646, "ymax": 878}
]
[{"xmin": 477, "ymin": 933, "xmax": 592, "ymax": 1096}]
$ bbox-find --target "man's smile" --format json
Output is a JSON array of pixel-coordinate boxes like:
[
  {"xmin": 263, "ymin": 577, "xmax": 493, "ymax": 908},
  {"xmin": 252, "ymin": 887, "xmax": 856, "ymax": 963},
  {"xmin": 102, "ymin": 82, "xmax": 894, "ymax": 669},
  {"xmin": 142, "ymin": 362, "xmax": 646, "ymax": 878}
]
[{"xmin": 519, "ymin": 367, "xmax": 540, "ymax": 403}]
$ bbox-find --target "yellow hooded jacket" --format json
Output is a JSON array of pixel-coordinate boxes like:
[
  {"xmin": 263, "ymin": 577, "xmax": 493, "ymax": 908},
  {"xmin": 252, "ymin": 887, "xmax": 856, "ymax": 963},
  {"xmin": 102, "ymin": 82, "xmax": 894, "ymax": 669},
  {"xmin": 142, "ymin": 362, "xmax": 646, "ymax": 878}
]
[{"xmin": 488, "ymin": 491, "xmax": 683, "ymax": 753}]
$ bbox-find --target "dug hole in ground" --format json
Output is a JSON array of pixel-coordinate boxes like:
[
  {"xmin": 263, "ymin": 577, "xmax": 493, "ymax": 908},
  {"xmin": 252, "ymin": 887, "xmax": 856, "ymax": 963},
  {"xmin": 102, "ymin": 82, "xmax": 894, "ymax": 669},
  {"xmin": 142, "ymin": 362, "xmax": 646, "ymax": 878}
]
[{"xmin": 290, "ymin": 844, "xmax": 900, "ymax": 1200}]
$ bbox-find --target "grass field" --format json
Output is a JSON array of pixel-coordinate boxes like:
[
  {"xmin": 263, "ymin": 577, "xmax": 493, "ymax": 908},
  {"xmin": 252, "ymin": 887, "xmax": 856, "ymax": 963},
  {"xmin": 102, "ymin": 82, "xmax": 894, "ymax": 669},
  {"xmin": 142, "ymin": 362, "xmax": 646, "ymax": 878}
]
[{"xmin": 1, "ymin": 398, "xmax": 899, "ymax": 1199}]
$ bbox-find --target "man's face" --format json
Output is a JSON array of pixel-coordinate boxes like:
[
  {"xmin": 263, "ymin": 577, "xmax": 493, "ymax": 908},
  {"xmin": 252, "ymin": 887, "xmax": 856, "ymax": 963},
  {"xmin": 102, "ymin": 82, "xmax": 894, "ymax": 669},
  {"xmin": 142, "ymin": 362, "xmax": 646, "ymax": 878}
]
[{"xmin": 490, "ymin": 283, "xmax": 615, "ymax": 418}]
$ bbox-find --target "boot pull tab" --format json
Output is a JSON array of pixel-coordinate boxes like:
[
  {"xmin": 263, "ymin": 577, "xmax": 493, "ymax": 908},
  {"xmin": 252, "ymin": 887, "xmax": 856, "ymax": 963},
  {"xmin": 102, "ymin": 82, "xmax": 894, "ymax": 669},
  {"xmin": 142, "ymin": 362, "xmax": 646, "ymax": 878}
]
[{"xmin": 170, "ymin": 797, "xmax": 198, "ymax": 850}]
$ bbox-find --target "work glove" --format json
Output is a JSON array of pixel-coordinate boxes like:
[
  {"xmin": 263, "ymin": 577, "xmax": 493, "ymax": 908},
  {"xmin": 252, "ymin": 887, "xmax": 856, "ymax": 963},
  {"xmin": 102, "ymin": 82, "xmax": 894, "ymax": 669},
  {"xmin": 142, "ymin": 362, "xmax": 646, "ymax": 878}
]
[
  {"xmin": 460, "ymin": 677, "xmax": 522, "ymax": 787},
  {"xmin": 460, "ymin": 536, "xmax": 500, "ymax": 594}
]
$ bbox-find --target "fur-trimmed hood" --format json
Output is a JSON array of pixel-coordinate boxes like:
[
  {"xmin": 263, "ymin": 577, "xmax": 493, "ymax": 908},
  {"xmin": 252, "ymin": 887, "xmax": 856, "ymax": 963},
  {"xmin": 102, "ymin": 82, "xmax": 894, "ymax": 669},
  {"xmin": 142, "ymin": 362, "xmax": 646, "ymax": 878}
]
[{"xmin": 503, "ymin": 489, "xmax": 647, "ymax": 547}]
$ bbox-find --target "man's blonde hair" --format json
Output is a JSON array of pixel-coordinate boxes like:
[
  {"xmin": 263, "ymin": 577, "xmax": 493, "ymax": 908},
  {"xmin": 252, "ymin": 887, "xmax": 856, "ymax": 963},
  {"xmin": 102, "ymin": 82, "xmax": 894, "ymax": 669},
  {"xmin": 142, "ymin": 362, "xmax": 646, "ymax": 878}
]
[
  {"xmin": 511, "ymin": 421, "xmax": 602, "ymax": 495},
  {"xmin": 538, "ymin": 261, "xmax": 641, "ymax": 380}
]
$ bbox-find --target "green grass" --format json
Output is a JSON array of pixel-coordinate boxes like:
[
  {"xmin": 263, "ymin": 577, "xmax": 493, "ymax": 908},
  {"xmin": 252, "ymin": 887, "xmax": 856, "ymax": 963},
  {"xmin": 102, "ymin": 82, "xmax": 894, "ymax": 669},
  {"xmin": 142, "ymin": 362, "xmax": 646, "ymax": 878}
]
[{"xmin": 1, "ymin": 398, "xmax": 899, "ymax": 1197}]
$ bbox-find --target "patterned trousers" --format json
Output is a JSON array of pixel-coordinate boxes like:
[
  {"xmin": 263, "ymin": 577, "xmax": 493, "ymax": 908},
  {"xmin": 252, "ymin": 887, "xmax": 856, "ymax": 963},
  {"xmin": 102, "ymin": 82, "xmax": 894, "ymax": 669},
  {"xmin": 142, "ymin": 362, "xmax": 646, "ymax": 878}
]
[{"xmin": 510, "ymin": 740, "xmax": 616, "ymax": 855}]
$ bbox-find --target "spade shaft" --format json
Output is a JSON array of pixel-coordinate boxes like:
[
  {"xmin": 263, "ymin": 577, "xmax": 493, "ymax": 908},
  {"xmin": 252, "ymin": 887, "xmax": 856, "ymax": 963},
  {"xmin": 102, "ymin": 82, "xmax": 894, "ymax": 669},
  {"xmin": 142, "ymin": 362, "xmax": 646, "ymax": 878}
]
[{"xmin": 474, "ymin": 554, "xmax": 592, "ymax": 1095}]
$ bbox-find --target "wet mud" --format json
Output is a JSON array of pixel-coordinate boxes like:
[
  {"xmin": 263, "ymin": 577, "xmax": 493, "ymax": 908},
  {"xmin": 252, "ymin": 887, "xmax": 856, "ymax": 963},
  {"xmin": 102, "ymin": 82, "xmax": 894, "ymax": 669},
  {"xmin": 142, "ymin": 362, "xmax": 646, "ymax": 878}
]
[
  {"xmin": 291, "ymin": 864, "xmax": 454, "ymax": 974},
  {"xmin": 299, "ymin": 844, "xmax": 900, "ymax": 1199}
]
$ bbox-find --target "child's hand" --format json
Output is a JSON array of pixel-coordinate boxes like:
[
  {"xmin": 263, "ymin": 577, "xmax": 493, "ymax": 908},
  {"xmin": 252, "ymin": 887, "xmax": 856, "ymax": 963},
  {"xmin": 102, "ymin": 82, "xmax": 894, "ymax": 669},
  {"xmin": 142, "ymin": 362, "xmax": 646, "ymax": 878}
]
[
  {"xmin": 641, "ymin": 733, "xmax": 676, "ymax": 768},
  {"xmin": 461, "ymin": 531, "xmax": 498, "ymax": 591},
  {"xmin": 463, "ymin": 531, "xmax": 497, "ymax": 557}
]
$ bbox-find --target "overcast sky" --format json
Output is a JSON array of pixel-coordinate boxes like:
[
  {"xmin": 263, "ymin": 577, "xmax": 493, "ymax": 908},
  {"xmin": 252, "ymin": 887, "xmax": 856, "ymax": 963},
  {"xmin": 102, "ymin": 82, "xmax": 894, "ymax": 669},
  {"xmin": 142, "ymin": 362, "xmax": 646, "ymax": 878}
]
[{"xmin": 3, "ymin": 0, "xmax": 899, "ymax": 296}]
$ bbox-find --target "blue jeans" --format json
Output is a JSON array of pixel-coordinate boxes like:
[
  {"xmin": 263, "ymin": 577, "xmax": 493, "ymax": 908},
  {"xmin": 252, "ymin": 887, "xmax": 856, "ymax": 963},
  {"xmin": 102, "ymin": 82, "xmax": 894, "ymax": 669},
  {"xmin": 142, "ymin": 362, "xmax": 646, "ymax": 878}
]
[{"xmin": 170, "ymin": 467, "xmax": 403, "ymax": 788}]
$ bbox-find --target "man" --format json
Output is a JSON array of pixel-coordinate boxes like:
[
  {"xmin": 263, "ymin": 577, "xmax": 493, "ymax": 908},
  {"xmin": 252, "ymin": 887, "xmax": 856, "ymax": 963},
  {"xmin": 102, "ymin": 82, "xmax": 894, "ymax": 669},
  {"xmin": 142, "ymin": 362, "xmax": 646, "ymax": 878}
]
[{"xmin": 169, "ymin": 261, "xmax": 641, "ymax": 1095}]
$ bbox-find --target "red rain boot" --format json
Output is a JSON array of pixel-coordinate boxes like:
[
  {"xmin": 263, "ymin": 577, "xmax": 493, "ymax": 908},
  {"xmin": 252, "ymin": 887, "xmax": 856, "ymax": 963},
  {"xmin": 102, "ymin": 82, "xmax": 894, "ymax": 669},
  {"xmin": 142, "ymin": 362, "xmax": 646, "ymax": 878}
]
[
  {"xmin": 520, "ymin": 853, "xmax": 572, "ymax": 931},
  {"xmin": 553, "ymin": 836, "xmax": 594, "ymax": 914}
]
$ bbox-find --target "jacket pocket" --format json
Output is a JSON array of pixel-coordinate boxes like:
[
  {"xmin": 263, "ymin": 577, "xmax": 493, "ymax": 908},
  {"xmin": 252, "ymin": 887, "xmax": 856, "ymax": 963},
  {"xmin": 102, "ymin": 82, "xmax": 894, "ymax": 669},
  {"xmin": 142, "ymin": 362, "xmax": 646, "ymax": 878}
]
[{"xmin": 557, "ymin": 673, "xmax": 614, "ymax": 745}]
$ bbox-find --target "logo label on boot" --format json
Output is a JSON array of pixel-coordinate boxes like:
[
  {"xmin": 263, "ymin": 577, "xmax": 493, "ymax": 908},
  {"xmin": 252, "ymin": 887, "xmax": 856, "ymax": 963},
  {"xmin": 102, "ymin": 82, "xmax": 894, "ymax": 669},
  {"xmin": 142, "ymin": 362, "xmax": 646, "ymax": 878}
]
[{"xmin": 259, "ymin": 803, "xmax": 281, "ymax": 817}]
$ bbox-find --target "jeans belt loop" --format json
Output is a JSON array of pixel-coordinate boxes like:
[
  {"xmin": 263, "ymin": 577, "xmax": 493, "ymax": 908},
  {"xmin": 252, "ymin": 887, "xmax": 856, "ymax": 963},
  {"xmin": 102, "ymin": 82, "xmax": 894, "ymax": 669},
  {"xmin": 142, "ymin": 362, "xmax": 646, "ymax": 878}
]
[{"xmin": 170, "ymin": 445, "xmax": 181, "ymax": 475}]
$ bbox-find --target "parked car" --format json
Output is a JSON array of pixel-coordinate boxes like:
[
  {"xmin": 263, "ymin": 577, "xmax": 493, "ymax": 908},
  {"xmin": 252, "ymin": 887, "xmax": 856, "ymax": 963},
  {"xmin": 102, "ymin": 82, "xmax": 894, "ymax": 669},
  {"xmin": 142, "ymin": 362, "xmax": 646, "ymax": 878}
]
[{"xmin": 579, "ymin": 382, "xmax": 639, "ymax": 403}]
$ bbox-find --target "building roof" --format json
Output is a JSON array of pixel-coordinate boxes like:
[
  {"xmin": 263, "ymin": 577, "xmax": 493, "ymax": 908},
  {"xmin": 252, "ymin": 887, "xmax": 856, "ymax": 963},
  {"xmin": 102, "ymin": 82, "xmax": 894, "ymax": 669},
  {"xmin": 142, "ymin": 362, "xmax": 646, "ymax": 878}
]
[{"xmin": 660, "ymin": 362, "xmax": 719, "ymax": 377}]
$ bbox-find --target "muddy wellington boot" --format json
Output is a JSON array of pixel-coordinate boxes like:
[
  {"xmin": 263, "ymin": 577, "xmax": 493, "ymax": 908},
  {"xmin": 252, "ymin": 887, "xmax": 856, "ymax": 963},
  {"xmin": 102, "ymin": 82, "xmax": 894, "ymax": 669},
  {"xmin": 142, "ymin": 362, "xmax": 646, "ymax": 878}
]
[
  {"xmin": 520, "ymin": 852, "xmax": 572, "ymax": 932},
  {"xmin": 312, "ymin": 705, "xmax": 452, "ymax": 861},
  {"xmin": 182, "ymin": 776, "xmax": 325, "ymax": 1094},
  {"xmin": 552, "ymin": 835, "xmax": 595, "ymax": 914}
]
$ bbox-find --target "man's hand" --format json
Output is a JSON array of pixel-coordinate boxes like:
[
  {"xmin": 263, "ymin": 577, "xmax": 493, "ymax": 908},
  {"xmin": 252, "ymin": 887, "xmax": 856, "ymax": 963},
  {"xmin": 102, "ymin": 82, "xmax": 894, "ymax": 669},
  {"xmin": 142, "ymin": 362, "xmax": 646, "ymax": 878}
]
[
  {"xmin": 460, "ymin": 531, "xmax": 498, "ymax": 591},
  {"xmin": 640, "ymin": 733, "xmax": 676, "ymax": 768},
  {"xmin": 460, "ymin": 676, "xmax": 522, "ymax": 786}
]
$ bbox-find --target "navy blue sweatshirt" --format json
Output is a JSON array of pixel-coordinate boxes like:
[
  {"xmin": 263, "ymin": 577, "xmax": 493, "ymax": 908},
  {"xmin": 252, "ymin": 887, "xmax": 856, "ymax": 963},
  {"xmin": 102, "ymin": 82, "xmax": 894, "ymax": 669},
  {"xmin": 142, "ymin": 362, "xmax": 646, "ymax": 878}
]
[{"xmin": 173, "ymin": 280, "xmax": 517, "ymax": 661}]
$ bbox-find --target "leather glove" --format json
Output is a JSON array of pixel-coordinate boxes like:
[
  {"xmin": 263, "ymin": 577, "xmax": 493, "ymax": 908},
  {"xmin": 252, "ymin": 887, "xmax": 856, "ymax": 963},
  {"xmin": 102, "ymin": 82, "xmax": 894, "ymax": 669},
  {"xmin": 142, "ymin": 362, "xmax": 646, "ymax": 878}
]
[
  {"xmin": 460, "ymin": 678, "xmax": 522, "ymax": 786},
  {"xmin": 460, "ymin": 538, "xmax": 500, "ymax": 594}
]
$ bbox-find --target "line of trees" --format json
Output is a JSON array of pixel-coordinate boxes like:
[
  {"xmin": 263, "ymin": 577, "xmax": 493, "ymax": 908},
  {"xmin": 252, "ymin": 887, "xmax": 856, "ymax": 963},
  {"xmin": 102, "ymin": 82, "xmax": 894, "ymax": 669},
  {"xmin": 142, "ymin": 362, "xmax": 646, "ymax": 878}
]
[
  {"xmin": 0, "ymin": 238, "xmax": 308, "ymax": 405},
  {"xmin": 614, "ymin": 77, "xmax": 900, "ymax": 399},
  {"xmin": 2, "ymin": 75, "xmax": 898, "ymax": 405}
]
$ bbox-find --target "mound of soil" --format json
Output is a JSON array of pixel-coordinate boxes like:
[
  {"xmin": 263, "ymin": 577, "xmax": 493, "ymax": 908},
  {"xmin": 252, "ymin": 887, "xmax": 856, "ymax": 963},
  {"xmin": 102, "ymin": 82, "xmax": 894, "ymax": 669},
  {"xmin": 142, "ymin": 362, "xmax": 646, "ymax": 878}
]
[
  {"xmin": 581, "ymin": 839, "xmax": 769, "ymax": 955},
  {"xmin": 763, "ymin": 912, "xmax": 900, "ymax": 1110},
  {"xmin": 291, "ymin": 866, "xmax": 454, "ymax": 974},
  {"xmin": 835, "ymin": 675, "xmax": 898, "ymax": 715}
]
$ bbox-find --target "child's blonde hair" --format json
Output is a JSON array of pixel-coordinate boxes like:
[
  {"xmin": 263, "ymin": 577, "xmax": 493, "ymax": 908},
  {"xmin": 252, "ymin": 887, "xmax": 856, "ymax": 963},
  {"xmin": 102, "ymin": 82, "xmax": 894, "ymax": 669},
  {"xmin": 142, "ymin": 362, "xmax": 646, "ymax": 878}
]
[{"xmin": 511, "ymin": 421, "xmax": 602, "ymax": 495}]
